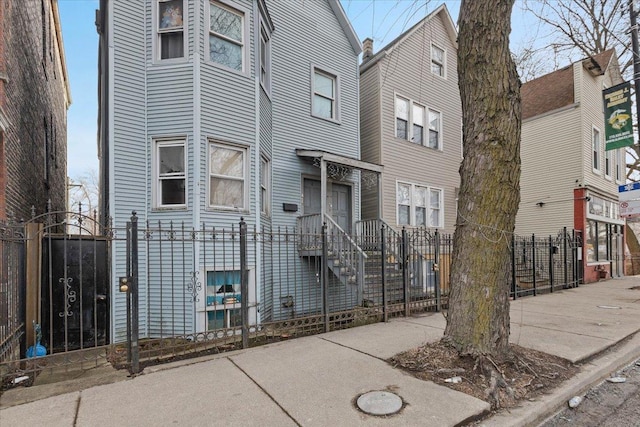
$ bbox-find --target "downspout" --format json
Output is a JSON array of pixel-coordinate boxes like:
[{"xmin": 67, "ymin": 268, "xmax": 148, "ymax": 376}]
[
  {"xmin": 253, "ymin": 0, "xmax": 261, "ymax": 326},
  {"xmin": 193, "ymin": 0, "xmax": 202, "ymax": 331}
]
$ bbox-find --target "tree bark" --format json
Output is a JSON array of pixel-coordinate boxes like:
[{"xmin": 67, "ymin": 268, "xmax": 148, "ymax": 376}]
[{"xmin": 444, "ymin": 0, "xmax": 521, "ymax": 357}]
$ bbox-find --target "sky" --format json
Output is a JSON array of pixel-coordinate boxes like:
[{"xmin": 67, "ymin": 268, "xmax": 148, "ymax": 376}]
[{"xmin": 57, "ymin": 0, "xmax": 542, "ymax": 180}]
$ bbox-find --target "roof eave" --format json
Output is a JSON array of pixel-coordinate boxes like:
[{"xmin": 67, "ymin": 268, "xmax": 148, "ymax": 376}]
[{"xmin": 327, "ymin": 0, "xmax": 362, "ymax": 55}]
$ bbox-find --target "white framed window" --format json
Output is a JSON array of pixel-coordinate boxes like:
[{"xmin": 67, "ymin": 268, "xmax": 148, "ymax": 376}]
[
  {"xmin": 156, "ymin": 0, "xmax": 185, "ymax": 61},
  {"xmin": 592, "ymin": 127, "xmax": 601, "ymax": 172},
  {"xmin": 431, "ymin": 44, "xmax": 445, "ymax": 77},
  {"xmin": 154, "ymin": 139, "xmax": 186, "ymax": 208},
  {"xmin": 428, "ymin": 109, "xmax": 441, "ymax": 149},
  {"xmin": 395, "ymin": 95, "xmax": 441, "ymax": 150},
  {"xmin": 260, "ymin": 155, "xmax": 270, "ymax": 216},
  {"xmin": 395, "ymin": 97, "xmax": 409, "ymax": 139},
  {"xmin": 209, "ymin": 1, "xmax": 245, "ymax": 71},
  {"xmin": 396, "ymin": 181, "xmax": 443, "ymax": 227},
  {"xmin": 209, "ymin": 142, "xmax": 247, "ymax": 209},
  {"xmin": 605, "ymin": 148, "xmax": 612, "ymax": 178},
  {"xmin": 412, "ymin": 104, "xmax": 425, "ymax": 145},
  {"xmin": 312, "ymin": 68, "xmax": 338, "ymax": 121},
  {"xmin": 259, "ymin": 23, "xmax": 271, "ymax": 93}
]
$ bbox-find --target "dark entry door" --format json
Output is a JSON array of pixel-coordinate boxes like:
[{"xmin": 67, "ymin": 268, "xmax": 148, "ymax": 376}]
[
  {"xmin": 41, "ymin": 238, "xmax": 109, "ymax": 352},
  {"xmin": 332, "ymin": 183, "xmax": 352, "ymax": 232},
  {"xmin": 303, "ymin": 179, "xmax": 351, "ymax": 232}
]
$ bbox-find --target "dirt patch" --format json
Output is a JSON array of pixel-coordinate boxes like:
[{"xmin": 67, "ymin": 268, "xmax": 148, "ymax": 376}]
[{"xmin": 389, "ymin": 341, "xmax": 579, "ymax": 413}]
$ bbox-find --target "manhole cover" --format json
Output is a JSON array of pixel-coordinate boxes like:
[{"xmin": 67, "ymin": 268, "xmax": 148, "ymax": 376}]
[{"xmin": 356, "ymin": 391, "xmax": 403, "ymax": 416}]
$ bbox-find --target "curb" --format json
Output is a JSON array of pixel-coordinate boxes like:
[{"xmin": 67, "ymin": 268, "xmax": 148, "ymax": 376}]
[{"xmin": 480, "ymin": 332, "xmax": 640, "ymax": 427}]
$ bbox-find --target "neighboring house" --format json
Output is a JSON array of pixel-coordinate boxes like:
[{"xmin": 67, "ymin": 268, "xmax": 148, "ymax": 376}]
[
  {"xmin": 359, "ymin": 4, "xmax": 461, "ymax": 235},
  {"xmin": 97, "ymin": 0, "xmax": 383, "ymax": 340},
  {"xmin": 517, "ymin": 49, "xmax": 626, "ymax": 283},
  {"xmin": 0, "ymin": 0, "xmax": 70, "ymax": 221}
]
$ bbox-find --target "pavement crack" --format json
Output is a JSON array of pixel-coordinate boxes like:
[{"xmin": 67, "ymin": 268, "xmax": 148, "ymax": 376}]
[
  {"xmin": 227, "ymin": 357, "xmax": 302, "ymax": 427},
  {"xmin": 72, "ymin": 392, "xmax": 82, "ymax": 426},
  {"xmin": 318, "ymin": 337, "xmax": 388, "ymax": 362}
]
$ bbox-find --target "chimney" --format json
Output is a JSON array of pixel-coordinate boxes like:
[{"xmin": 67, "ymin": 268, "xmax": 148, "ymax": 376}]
[{"xmin": 362, "ymin": 38, "xmax": 374, "ymax": 63}]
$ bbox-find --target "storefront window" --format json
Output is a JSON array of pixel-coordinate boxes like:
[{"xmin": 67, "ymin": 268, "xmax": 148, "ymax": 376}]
[
  {"xmin": 586, "ymin": 220, "xmax": 596, "ymax": 263},
  {"xmin": 598, "ymin": 223, "xmax": 608, "ymax": 261}
]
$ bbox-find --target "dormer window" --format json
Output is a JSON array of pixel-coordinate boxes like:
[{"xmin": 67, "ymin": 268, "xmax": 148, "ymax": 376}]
[{"xmin": 157, "ymin": 0, "xmax": 185, "ymax": 60}]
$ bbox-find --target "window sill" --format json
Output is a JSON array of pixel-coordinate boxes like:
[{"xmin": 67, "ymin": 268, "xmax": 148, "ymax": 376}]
[
  {"xmin": 311, "ymin": 114, "xmax": 341, "ymax": 125},
  {"xmin": 151, "ymin": 58, "xmax": 190, "ymax": 68},
  {"xmin": 592, "ymin": 169, "xmax": 602, "ymax": 176},
  {"xmin": 152, "ymin": 205, "xmax": 188, "ymax": 212},
  {"xmin": 206, "ymin": 206, "xmax": 251, "ymax": 215},
  {"xmin": 395, "ymin": 137, "xmax": 442, "ymax": 151}
]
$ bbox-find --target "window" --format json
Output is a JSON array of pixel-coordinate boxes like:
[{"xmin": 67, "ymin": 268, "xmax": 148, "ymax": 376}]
[
  {"xmin": 209, "ymin": 1, "xmax": 244, "ymax": 71},
  {"xmin": 412, "ymin": 104, "xmax": 425, "ymax": 145},
  {"xmin": 396, "ymin": 182, "xmax": 442, "ymax": 227},
  {"xmin": 260, "ymin": 156, "xmax": 270, "ymax": 215},
  {"xmin": 428, "ymin": 109, "xmax": 441, "ymax": 149},
  {"xmin": 157, "ymin": 0, "xmax": 185, "ymax": 60},
  {"xmin": 209, "ymin": 143, "xmax": 247, "ymax": 209},
  {"xmin": 155, "ymin": 140, "xmax": 186, "ymax": 207},
  {"xmin": 396, "ymin": 97, "xmax": 409, "ymax": 139},
  {"xmin": 431, "ymin": 44, "xmax": 445, "ymax": 77},
  {"xmin": 312, "ymin": 68, "xmax": 337, "ymax": 120},
  {"xmin": 605, "ymin": 148, "xmax": 612, "ymax": 177},
  {"xmin": 592, "ymin": 127, "xmax": 600, "ymax": 171},
  {"xmin": 395, "ymin": 96, "xmax": 441, "ymax": 150},
  {"xmin": 206, "ymin": 270, "xmax": 241, "ymax": 330},
  {"xmin": 259, "ymin": 24, "xmax": 271, "ymax": 92}
]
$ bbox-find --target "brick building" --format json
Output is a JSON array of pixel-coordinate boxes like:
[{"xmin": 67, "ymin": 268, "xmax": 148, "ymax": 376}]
[{"xmin": 0, "ymin": 0, "xmax": 71, "ymax": 221}]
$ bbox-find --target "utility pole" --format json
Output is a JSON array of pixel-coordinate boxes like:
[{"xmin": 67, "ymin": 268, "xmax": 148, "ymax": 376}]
[{"xmin": 630, "ymin": 0, "xmax": 640, "ymax": 143}]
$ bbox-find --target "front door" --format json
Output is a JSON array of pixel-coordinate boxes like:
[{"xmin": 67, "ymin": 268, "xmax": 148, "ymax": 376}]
[
  {"xmin": 303, "ymin": 179, "xmax": 352, "ymax": 232},
  {"xmin": 332, "ymin": 183, "xmax": 352, "ymax": 233}
]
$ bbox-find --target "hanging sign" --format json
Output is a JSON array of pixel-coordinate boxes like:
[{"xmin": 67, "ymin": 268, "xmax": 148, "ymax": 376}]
[{"xmin": 603, "ymin": 82, "xmax": 634, "ymax": 151}]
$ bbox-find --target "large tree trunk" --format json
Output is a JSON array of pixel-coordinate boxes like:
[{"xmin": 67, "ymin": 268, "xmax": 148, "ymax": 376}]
[{"xmin": 444, "ymin": 0, "xmax": 521, "ymax": 358}]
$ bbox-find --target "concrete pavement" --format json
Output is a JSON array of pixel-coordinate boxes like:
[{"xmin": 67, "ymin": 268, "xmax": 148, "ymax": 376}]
[{"xmin": 1, "ymin": 276, "xmax": 639, "ymax": 426}]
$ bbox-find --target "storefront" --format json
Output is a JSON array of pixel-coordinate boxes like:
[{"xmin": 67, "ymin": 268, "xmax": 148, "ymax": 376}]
[{"xmin": 581, "ymin": 192, "xmax": 625, "ymax": 282}]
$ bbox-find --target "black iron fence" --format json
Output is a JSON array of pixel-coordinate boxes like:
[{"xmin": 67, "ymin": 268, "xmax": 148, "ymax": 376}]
[
  {"xmin": 1, "ymin": 212, "xmax": 584, "ymax": 385},
  {"xmin": 0, "ymin": 221, "xmax": 25, "ymax": 365}
]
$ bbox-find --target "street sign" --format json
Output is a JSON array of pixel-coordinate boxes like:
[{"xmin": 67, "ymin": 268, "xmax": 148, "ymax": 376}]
[
  {"xmin": 618, "ymin": 182, "xmax": 640, "ymax": 202},
  {"xmin": 620, "ymin": 199, "xmax": 640, "ymax": 218}
]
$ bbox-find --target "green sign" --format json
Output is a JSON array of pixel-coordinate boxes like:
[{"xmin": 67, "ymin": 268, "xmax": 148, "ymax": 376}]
[{"xmin": 602, "ymin": 82, "xmax": 634, "ymax": 151}]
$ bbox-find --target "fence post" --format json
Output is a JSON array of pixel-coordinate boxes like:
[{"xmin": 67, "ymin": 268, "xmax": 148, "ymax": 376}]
[
  {"xmin": 435, "ymin": 230, "xmax": 441, "ymax": 311},
  {"xmin": 548, "ymin": 235, "xmax": 554, "ymax": 293},
  {"xmin": 240, "ymin": 218, "xmax": 249, "ymax": 349},
  {"xmin": 511, "ymin": 233, "xmax": 517, "ymax": 299},
  {"xmin": 532, "ymin": 234, "xmax": 537, "ymax": 296},
  {"xmin": 401, "ymin": 227, "xmax": 410, "ymax": 317},
  {"xmin": 572, "ymin": 229, "xmax": 577, "ymax": 287},
  {"xmin": 130, "ymin": 211, "xmax": 140, "ymax": 375},
  {"xmin": 125, "ymin": 221, "xmax": 131, "ymax": 367},
  {"xmin": 563, "ymin": 227, "xmax": 568, "ymax": 289},
  {"xmin": 381, "ymin": 225, "xmax": 388, "ymax": 322},
  {"xmin": 321, "ymin": 222, "xmax": 330, "ymax": 333}
]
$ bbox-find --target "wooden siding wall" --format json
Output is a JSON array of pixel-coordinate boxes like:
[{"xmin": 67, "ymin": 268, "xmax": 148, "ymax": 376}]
[
  {"xmin": 109, "ymin": 0, "xmax": 362, "ymax": 338},
  {"xmin": 579, "ymin": 62, "xmax": 624, "ymax": 193},
  {"xmin": 373, "ymin": 12, "xmax": 461, "ymax": 233},
  {"xmin": 268, "ymin": 0, "xmax": 361, "ymax": 228},
  {"xmin": 517, "ymin": 107, "xmax": 581, "ymax": 236},
  {"xmin": 359, "ymin": 63, "xmax": 381, "ymax": 219}
]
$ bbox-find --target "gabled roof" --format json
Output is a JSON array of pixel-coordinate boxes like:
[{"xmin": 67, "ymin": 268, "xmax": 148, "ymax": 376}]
[
  {"xmin": 360, "ymin": 3, "xmax": 457, "ymax": 73},
  {"xmin": 327, "ymin": 0, "xmax": 362, "ymax": 55},
  {"xmin": 522, "ymin": 49, "xmax": 617, "ymax": 120}
]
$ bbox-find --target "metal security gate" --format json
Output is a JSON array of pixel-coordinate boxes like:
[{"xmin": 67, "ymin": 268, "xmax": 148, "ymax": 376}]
[{"xmin": 41, "ymin": 237, "xmax": 109, "ymax": 353}]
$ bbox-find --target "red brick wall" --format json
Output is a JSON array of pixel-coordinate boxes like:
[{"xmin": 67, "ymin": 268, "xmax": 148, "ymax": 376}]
[{"xmin": 0, "ymin": 0, "xmax": 68, "ymax": 221}]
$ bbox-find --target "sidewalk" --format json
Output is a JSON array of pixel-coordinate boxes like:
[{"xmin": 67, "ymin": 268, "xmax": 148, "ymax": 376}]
[{"xmin": 1, "ymin": 277, "xmax": 639, "ymax": 426}]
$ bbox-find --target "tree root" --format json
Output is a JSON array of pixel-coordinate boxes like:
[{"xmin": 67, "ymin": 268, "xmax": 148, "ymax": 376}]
[{"xmin": 478, "ymin": 355, "xmax": 516, "ymax": 409}]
